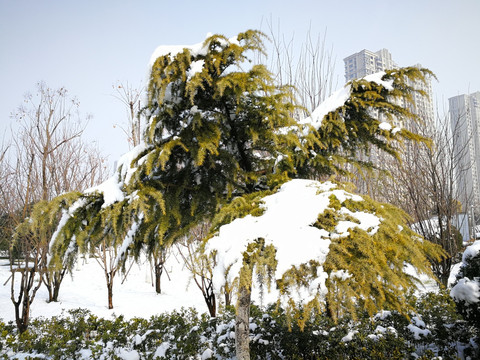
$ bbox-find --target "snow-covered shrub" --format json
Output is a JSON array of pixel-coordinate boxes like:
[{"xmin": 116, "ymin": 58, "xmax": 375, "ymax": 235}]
[
  {"xmin": 0, "ymin": 300, "xmax": 476, "ymax": 359},
  {"xmin": 451, "ymin": 240, "xmax": 480, "ymax": 336},
  {"xmin": 413, "ymin": 290, "xmax": 473, "ymax": 357},
  {"xmin": 145, "ymin": 308, "xmax": 211, "ymax": 358}
]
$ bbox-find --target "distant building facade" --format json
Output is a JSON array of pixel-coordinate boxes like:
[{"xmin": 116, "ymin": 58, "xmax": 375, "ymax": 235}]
[
  {"xmin": 344, "ymin": 48, "xmax": 435, "ymax": 128},
  {"xmin": 449, "ymin": 92, "xmax": 480, "ymax": 215},
  {"xmin": 342, "ymin": 48, "xmax": 435, "ymax": 204},
  {"xmin": 344, "ymin": 48, "xmax": 397, "ymax": 82}
]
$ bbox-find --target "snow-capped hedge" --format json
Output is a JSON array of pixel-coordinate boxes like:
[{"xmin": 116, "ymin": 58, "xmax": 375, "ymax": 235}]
[
  {"xmin": 451, "ymin": 240, "xmax": 480, "ymax": 332},
  {"xmin": 0, "ymin": 291, "xmax": 475, "ymax": 359}
]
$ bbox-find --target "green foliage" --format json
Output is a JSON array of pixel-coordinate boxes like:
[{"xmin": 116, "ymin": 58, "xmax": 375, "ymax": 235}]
[
  {"xmin": 37, "ymin": 30, "xmax": 303, "ymax": 277},
  {"xmin": 452, "ymin": 246, "xmax": 480, "ymax": 337},
  {"xmin": 412, "ymin": 290, "xmax": 473, "ymax": 358},
  {"xmin": 0, "ymin": 295, "xmax": 474, "ymax": 359},
  {"xmin": 210, "ymin": 189, "xmax": 275, "ymax": 233},
  {"xmin": 321, "ymin": 192, "xmax": 444, "ymax": 322},
  {"xmin": 239, "ymin": 238, "xmax": 278, "ymax": 296},
  {"xmin": 297, "ymin": 67, "xmax": 434, "ymax": 178},
  {"xmin": 140, "ymin": 29, "xmax": 299, "ymax": 199}
]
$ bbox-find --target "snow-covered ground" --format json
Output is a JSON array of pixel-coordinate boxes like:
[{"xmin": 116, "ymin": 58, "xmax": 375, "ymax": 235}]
[
  {"xmin": 0, "ymin": 250, "xmax": 208, "ymax": 323},
  {"xmin": 0, "ymin": 242, "xmax": 439, "ymax": 325}
]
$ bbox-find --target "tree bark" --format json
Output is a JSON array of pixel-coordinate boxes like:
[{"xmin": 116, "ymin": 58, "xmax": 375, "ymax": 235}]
[
  {"xmin": 51, "ymin": 269, "xmax": 65, "ymax": 302},
  {"xmin": 235, "ymin": 284, "xmax": 251, "ymax": 360},
  {"xmin": 44, "ymin": 270, "xmax": 65, "ymax": 303},
  {"xmin": 154, "ymin": 263, "xmax": 163, "ymax": 294},
  {"xmin": 203, "ymin": 279, "xmax": 216, "ymax": 318},
  {"xmin": 107, "ymin": 279, "xmax": 113, "ymax": 309}
]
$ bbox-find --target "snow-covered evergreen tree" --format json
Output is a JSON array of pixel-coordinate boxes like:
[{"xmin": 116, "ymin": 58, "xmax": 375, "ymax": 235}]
[{"xmin": 23, "ymin": 30, "xmax": 444, "ymax": 359}]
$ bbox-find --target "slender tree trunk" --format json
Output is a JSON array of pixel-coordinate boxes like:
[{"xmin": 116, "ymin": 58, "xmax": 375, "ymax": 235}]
[
  {"xmin": 225, "ymin": 291, "xmax": 231, "ymax": 308},
  {"xmin": 12, "ymin": 265, "xmax": 43, "ymax": 333},
  {"xmin": 236, "ymin": 260, "xmax": 254, "ymax": 360},
  {"xmin": 206, "ymin": 293, "xmax": 216, "ymax": 318},
  {"xmin": 16, "ymin": 300, "xmax": 29, "ymax": 334},
  {"xmin": 107, "ymin": 279, "xmax": 113, "ymax": 309},
  {"xmin": 45, "ymin": 273, "xmax": 54, "ymax": 303},
  {"xmin": 201, "ymin": 279, "xmax": 216, "ymax": 317},
  {"xmin": 52, "ymin": 283, "xmax": 61, "ymax": 302},
  {"xmin": 52, "ymin": 270, "xmax": 65, "ymax": 302},
  {"xmin": 44, "ymin": 267, "xmax": 66, "ymax": 302},
  {"xmin": 154, "ymin": 263, "xmax": 163, "ymax": 294},
  {"xmin": 104, "ymin": 267, "xmax": 115, "ymax": 310},
  {"xmin": 236, "ymin": 284, "xmax": 251, "ymax": 360}
]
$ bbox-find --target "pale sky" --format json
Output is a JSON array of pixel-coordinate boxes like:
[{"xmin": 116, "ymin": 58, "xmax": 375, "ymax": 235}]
[{"xmin": 1, "ymin": 0, "xmax": 479, "ymax": 167}]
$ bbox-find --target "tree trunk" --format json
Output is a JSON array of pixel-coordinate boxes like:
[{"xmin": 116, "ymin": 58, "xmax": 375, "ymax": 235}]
[
  {"xmin": 52, "ymin": 268, "xmax": 66, "ymax": 302},
  {"xmin": 203, "ymin": 280, "xmax": 216, "ymax": 318},
  {"xmin": 52, "ymin": 276, "xmax": 61, "ymax": 302},
  {"xmin": 104, "ymin": 269, "xmax": 115, "ymax": 309},
  {"xmin": 45, "ymin": 275, "xmax": 54, "ymax": 303},
  {"xmin": 154, "ymin": 263, "xmax": 163, "ymax": 294},
  {"xmin": 16, "ymin": 299, "xmax": 30, "ymax": 334},
  {"xmin": 152, "ymin": 249, "xmax": 168, "ymax": 295},
  {"xmin": 12, "ymin": 265, "xmax": 43, "ymax": 334},
  {"xmin": 154, "ymin": 264, "xmax": 162, "ymax": 294},
  {"xmin": 107, "ymin": 280, "xmax": 113, "ymax": 309},
  {"xmin": 44, "ymin": 268, "xmax": 66, "ymax": 302},
  {"xmin": 225, "ymin": 292, "xmax": 231, "ymax": 308},
  {"xmin": 236, "ymin": 284, "xmax": 251, "ymax": 360}
]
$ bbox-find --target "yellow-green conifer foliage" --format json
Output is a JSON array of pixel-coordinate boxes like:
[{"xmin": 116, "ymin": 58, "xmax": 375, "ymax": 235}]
[
  {"xmin": 298, "ymin": 67, "xmax": 435, "ymax": 178},
  {"xmin": 275, "ymin": 185, "xmax": 444, "ymax": 326},
  {"xmin": 209, "ymin": 181, "xmax": 444, "ymax": 330},
  {"xmin": 126, "ymin": 30, "xmax": 302, "ymax": 252},
  {"xmin": 35, "ymin": 30, "xmax": 302, "ymax": 278}
]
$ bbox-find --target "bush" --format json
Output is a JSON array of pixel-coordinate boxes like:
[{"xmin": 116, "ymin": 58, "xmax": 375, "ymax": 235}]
[
  {"xmin": 451, "ymin": 240, "xmax": 480, "ymax": 344},
  {"xmin": 0, "ymin": 295, "xmax": 476, "ymax": 359}
]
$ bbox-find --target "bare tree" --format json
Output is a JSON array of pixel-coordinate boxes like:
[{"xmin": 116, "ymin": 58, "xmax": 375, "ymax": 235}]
[
  {"xmin": 259, "ymin": 18, "xmax": 337, "ymax": 118},
  {"xmin": 3, "ymin": 82, "xmax": 108, "ymax": 331},
  {"xmin": 112, "ymin": 81, "xmax": 144, "ymax": 148},
  {"xmin": 0, "ymin": 140, "xmax": 11, "ymax": 256},
  {"xmin": 378, "ymin": 113, "xmax": 471, "ymax": 286},
  {"xmin": 90, "ymin": 238, "xmax": 124, "ymax": 310},
  {"xmin": 176, "ymin": 222, "xmax": 218, "ymax": 317},
  {"xmin": 149, "ymin": 242, "xmax": 171, "ymax": 295}
]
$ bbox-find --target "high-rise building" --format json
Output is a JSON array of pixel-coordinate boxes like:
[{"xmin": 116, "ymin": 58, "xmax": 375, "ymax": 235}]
[
  {"xmin": 342, "ymin": 48, "xmax": 435, "ymax": 201},
  {"xmin": 449, "ymin": 92, "xmax": 480, "ymax": 214},
  {"xmin": 344, "ymin": 49, "xmax": 435, "ymax": 128},
  {"xmin": 344, "ymin": 49, "xmax": 397, "ymax": 82}
]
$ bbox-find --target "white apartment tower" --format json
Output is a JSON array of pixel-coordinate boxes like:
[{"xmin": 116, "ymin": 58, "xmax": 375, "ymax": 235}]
[
  {"xmin": 343, "ymin": 48, "xmax": 435, "ymax": 199},
  {"xmin": 344, "ymin": 48, "xmax": 435, "ymax": 128},
  {"xmin": 344, "ymin": 48, "xmax": 397, "ymax": 82},
  {"xmin": 449, "ymin": 92, "xmax": 480, "ymax": 214}
]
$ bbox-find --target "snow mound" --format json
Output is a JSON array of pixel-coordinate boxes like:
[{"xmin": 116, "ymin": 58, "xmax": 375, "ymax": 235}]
[{"xmin": 206, "ymin": 179, "xmax": 382, "ymax": 303}]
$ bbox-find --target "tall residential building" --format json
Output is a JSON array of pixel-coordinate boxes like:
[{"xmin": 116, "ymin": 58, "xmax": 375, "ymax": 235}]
[
  {"xmin": 342, "ymin": 48, "xmax": 435, "ymax": 203},
  {"xmin": 344, "ymin": 49, "xmax": 397, "ymax": 82},
  {"xmin": 344, "ymin": 49, "xmax": 435, "ymax": 128},
  {"xmin": 449, "ymin": 92, "xmax": 480, "ymax": 214}
]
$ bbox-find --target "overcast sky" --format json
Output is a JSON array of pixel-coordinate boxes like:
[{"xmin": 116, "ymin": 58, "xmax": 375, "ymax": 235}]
[{"xmin": 1, "ymin": 0, "xmax": 479, "ymax": 167}]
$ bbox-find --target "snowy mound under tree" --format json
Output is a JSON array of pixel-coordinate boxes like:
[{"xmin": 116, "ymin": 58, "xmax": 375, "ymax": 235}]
[{"xmin": 206, "ymin": 179, "xmax": 442, "ymax": 324}]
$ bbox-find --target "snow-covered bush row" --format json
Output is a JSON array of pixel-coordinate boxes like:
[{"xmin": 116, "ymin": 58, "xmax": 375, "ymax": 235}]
[
  {"xmin": 0, "ymin": 291, "xmax": 475, "ymax": 359},
  {"xmin": 451, "ymin": 240, "xmax": 480, "ymax": 336}
]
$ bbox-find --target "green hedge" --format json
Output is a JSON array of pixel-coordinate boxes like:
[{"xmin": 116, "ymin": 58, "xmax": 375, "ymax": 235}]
[{"xmin": 0, "ymin": 291, "xmax": 476, "ymax": 359}]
